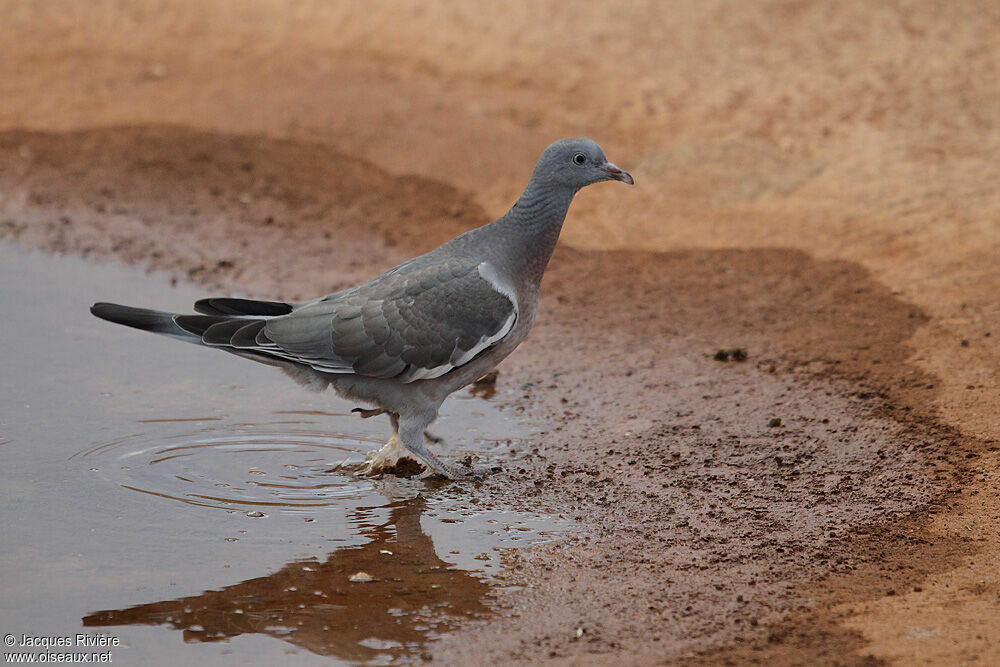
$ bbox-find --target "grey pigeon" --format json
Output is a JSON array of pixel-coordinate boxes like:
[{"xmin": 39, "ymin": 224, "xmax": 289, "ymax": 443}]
[{"xmin": 91, "ymin": 138, "xmax": 633, "ymax": 479}]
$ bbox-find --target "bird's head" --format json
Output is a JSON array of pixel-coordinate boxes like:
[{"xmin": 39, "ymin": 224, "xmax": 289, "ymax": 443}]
[{"xmin": 531, "ymin": 138, "xmax": 634, "ymax": 191}]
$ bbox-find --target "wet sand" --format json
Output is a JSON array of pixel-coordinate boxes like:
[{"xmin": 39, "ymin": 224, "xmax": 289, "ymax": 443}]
[{"xmin": 1, "ymin": 3, "xmax": 999, "ymax": 664}]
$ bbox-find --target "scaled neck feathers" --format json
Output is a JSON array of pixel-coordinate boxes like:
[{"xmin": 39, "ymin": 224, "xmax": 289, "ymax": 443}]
[{"xmin": 492, "ymin": 180, "xmax": 576, "ymax": 285}]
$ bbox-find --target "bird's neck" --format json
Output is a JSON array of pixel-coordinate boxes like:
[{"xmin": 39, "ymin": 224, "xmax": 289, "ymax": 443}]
[{"xmin": 495, "ymin": 181, "xmax": 576, "ymax": 285}]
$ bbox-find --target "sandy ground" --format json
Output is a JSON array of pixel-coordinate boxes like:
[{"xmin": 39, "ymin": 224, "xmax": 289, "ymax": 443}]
[{"xmin": 1, "ymin": 2, "xmax": 999, "ymax": 663}]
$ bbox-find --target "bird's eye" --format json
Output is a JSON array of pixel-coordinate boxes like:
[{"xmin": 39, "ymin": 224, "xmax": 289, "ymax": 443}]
[{"xmin": 572, "ymin": 153, "xmax": 586, "ymax": 165}]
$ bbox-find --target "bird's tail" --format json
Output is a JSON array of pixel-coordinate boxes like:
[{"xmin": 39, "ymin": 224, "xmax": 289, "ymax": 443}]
[
  {"xmin": 90, "ymin": 302, "xmax": 204, "ymax": 344},
  {"xmin": 90, "ymin": 300, "xmax": 331, "ymax": 392},
  {"xmin": 90, "ymin": 301, "xmax": 275, "ymax": 348},
  {"xmin": 90, "ymin": 297, "xmax": 293, "ymax": 345}
]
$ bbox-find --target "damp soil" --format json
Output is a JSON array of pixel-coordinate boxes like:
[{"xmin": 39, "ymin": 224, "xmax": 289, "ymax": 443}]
[{"xmin": 0, "ymin": 127, "xmax": 989, "ymax": 664}]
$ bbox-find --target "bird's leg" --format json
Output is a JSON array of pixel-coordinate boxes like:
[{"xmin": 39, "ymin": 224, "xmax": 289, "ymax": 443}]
[{"xmin": 397, "ymin": 418, "xmax": 496, "ymax": 480}]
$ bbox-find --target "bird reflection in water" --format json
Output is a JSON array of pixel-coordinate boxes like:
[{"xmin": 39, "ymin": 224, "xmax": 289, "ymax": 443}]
[{"xmin": 83, "ymin": 497, "xmax": 491, "ymax": 662}]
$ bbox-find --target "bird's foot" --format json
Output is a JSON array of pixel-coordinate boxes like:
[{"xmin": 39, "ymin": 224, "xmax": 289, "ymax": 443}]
[
  {"xmin": 416, "ymin": 455, "xmax": 501, "ymax": 481},
  {"xmin": 359, "ymin": 426, "xmax": 500, "ymax": 481},
  {"xmin": 411, "ymin": 432, "xmax": 487, "ymax": 479},
  {"xmin": 356, "ymin": 433, "xmax": 421, "ymax": 476}
]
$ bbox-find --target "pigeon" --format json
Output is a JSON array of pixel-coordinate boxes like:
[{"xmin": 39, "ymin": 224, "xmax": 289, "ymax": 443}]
[{"xmin": 91, "ymin": 138, "xmax": 633, "ymax": 479}]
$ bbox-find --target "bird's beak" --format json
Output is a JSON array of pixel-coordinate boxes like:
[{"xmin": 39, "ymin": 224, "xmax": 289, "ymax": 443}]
[{"xmin": 601, "ymin": 161, "xmax": 634, "ymax": 185}]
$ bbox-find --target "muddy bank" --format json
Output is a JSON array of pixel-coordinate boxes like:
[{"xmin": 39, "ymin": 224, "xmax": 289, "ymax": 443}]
[
  {"xmin": 1, "ymin": 126, "xmax": 986, "ymax": 663},
  {"xmin": 0, "ymin": 127, "xmax": 477, "ymax": 297}
]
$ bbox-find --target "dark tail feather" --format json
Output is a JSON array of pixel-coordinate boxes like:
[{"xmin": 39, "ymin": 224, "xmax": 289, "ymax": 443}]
[
  {"xmin": 92, "ymin": 302, "xmax": 330, "ymax": 392},
  {"xmin": 194, "ymin": 297, "xmax": 293, "ymax": 317},
  {"xmin": 201, "ymin": 319, "xmax": 260, "ymax": 346},
  {"xmin": 172, "ymin": 314, "xmax": 227, "ymax": 336},
  {"xmin": 231, "ymin": 321, "xmax": 268, "ymax": 348},
  {"xmin": 90, "ymin": 303, "xmax": 202, "ymax": 343}
]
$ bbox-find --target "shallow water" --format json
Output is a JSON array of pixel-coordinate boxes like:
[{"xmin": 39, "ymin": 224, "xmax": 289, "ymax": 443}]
[{"xmin": 0, "ymin": 244, "xmax": 567, "ymax": 665}]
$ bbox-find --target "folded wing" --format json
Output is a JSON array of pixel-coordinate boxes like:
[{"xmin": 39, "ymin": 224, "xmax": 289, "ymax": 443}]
[{"xmin": 187, "ymin": 260, "xmax": 517, "ymax": 383}]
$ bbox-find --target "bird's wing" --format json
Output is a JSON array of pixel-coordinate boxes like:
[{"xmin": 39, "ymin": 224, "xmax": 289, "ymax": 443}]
[{"xmin": 254, "ymin": 259, "xmax": 518, "ymax": 382}]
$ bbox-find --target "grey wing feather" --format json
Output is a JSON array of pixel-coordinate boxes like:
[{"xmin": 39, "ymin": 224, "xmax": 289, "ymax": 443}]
[{"xmin": 261, "ymin": 260, "xmax": 517, "ymax": 382}]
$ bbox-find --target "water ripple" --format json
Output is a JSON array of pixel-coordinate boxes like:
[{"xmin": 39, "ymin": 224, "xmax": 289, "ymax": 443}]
[{"xmin": 75, "ymin": 420, "xmax": 386, "ymax": 512}]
